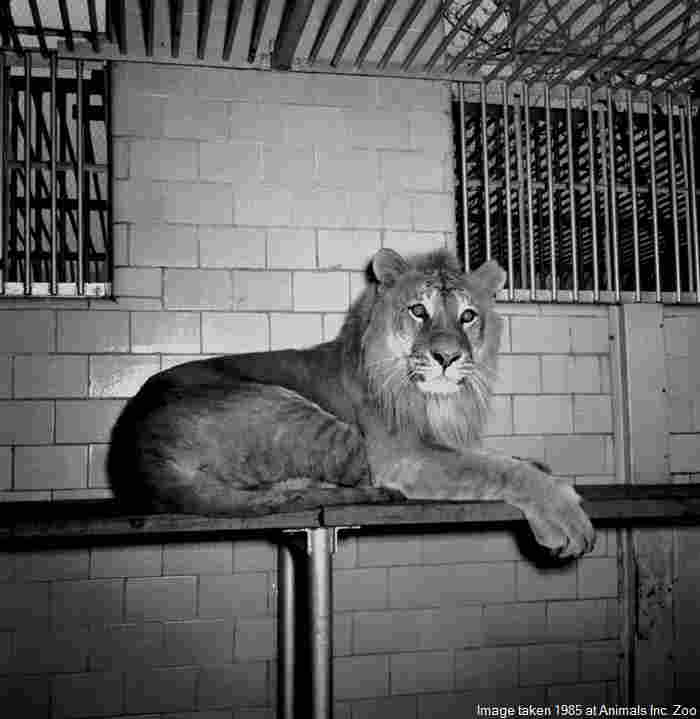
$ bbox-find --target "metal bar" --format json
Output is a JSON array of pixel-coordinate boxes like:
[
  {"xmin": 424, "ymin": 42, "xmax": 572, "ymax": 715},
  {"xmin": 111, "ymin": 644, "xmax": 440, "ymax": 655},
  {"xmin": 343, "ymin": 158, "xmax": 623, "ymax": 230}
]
[
  {"xmin": 111, "ymin": 0, "xmax": 127, "ymax": 54},
  {"xmin": 28, "ymin": 0, "xmax": 49, "ymax": 57},
  {"xmin": 273, "ymin": 0, "xmax": 315, "ymax": 70},
  {"xmin": 513, "ymin": 90, "xmax": 526, "ymax": 290},
  {"xmin": 309, "ymin": 0, "xmax": 343, "ymax": 64},
  {"xmin": 648, "ymin": 92, "xmax": 661, "ymax": 302},
  {"xmin": 87, "ymin": 0, "xmax": 100, "ymax": 53},
  {"xmin": 423, "ymin": 0, "xmax": 482, "ymax": 72},
  {"xmin": 544, "ymin": 85, "xmax": 556, "ymax": 299},
  {"xmin": 459, "ymin": 82, "xmax": 469, "ymax": 271},
  {"xmin": 140, "ymin": 0, "xmax": 155, "ymax": 57},
  {"xmin": 222, "ymin": 0, "xmax": 243, "ymax": 61},
  {"xmin": 378, "ymin": 0, "xmax": 428, "ymax": 70},
  {"xmin": 3, "ymin": 4, "xmax": 23, "ymax": 55},
  {"xmin": 599, "ymin": 105, "xmax": 612, "ymax": 293},
  {"xmin": 686, "ymin": 96, "xmax": 700, "ymax": 301},
  {"xmin": 566, "ymin": 86, "xmax": 578, "ymax": 301},
  {"xmin": 481, "ymin": 82, "xmax": 491, "ymax": 260},
  {"xmin": 105, "ymin": 61, "xmax": 113, "ymax": 289},
  {"xmin": 502, "ymin": 83, "xmax": 514, "ymax": 300},
  {"xmin": 50, "ymin": 53, "xmax": 57, "ymax": 294},
  {"xmin": 646, "ymin": 36, "xmax": 700, "ymax": 92},
  {"xmin": 0, "ymin": 53, "xmax": 5, "ymax": 293},
  {"xmin": 57, "ymin": 0, "xmax": 75, "ymax": 52},
  {"xmin": 446, "ymin": 4, "xmax": 508, "ymax": 74},
  {"xmin": 680, "ymin": 100, "xmax": 694, "ymax": 293},
  {"xmin": 355, "ymin": 0, "xmax": 398, "ymax": 68},
  {"xmin": 331, "ymin": 0, "xmax": 371, "ymax": 67},
  {"xmin": 277, "ymin": 544, "xmax": 296, "ymax": 719},
  {"xmin": 169, "ymin": 0, "xmax": 184, "ymax": 58},
  {"xmin": 308, "ymin": 528, "xmax": 333, "ymax": 719},
  {"xmin": 608, "ymin": 89, "xmax": 620, "ymax": 301},
  {"xmin": 586, "ymin": 86, "xmax": 600, "ymax": 302},
  {"xmin": 523, "ymin": 83, "xmax": 535, "ymax": 299},
  {"xmin": 23, "ymin": 53, "xmax": 31, "ymax": 295},
  {"xmin": 667, "ymin": 94, "xmax": 681, "ymax": 301},
  {"xmin": 77, "ymin": 59, "xmax": 84, "ymax": 295},
  {"xmin": 401, "ymin": 1, "xmax": 445, "ymax": 71},
  {"xmin": 0, "ymin": 7, "xmax": 9, "ymax": 49},
  {"xmin": 197, "ymin": 0, "xmax": 214, "ymax": 60},
  {"xmin": 627, "ymin": 90, "xmax": 641, "ymax": 301}
]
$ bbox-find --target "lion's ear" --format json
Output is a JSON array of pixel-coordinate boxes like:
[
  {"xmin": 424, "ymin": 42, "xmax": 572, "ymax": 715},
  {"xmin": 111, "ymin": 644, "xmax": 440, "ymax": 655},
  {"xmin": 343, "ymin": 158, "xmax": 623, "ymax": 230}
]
[
  {"xmin": 470, "ymin": 260, "xmax": 506, "ymax": 294},
  {"xmin": 372, "ymin": 248, "xmax": 409, "ymax": 287}
]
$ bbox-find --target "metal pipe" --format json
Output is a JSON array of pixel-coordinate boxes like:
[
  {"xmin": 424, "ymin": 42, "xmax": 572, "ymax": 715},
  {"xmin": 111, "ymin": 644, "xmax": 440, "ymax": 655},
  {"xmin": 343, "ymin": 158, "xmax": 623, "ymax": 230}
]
[
  {"xmin": 599, "ymin": 105, "xmax": 612, "ymax": 292},
  {"xmin": 277, "ymin": 544, "xmax": 296, "ymax": 719},
  {"xmin": 0, "ymin": 53, "xmax": 6, "ymax": 294},
  {"xmin": 648, "ymin": 92, "xmax": 661, "ymax": 302},
  {"xmin": 355, "ymin": 0, "xmax": 398, "ymax": 68},
  {"xmin": 686, "ymin": 96, "xmax": 700, "ymax": 301},
  {"xmin": 24, "ymin": 53, "xmax": 31, "ymax": 296},
  {"xmin": 459, "ymin": 82, "xmax": 470, "ymax": 271},
  {"xmin": 401, "ymin": 1, "xmax": 445, "ymax": 71},
  {"xmin": 523, "ymin": 83, "xmax": 535, "ymax": 299},
  {"xmin": 106, "ymin": 61, "xmax": 114, "ymax": 289},
  {"xmin": 607, "ymin": 89, "xmax": 620, "ymax": 301},
  {"xmin": 50, "ymin": 53, "xmax": 57, "ymax": 295},
  {"xmin": 308, "ymin": 528, "xmax": 333, "ymax": 719},
  {"xmin": 481, "ymin": 82, "xmax": 491, "ymax": 260},
  {"xmin": 544, "ymin": 85, "xmax": 556, "ymax": 299},
  {"xmin": 331, "ymin": 0, "xmax": 371, "ymax": 67},
  {"xmin": 679, "ymin": 100, "xmax": 694, "ymax": 294},
  {"xmin": 627, "ymin": 90, "xmax": 640, "ymax": 301},
  {"xmin": 309, "ymin": 0, "xmax": 343, "ymax": 64},
  {"xmin": 586, "ymin": 86, "xmax": 600, "ymax": 301},
  {"xmin": 502, "ymin": 82, "xmax": 514, "ymax": 299},
  {"xmin": 446, "ymin": 4, "xmax": 509, "ymax": 74},
  {"xmin": 566, "ymin": 86, "xmax": 578, "ymax": 301},
  {"xmin": 513, "ymin": 89, "xmax": 526, "ymax": 289},
  {"xmin": 76, "ymin": 59, "xmax": 84, "ymax": 294},
  {"xmin": 378, "ymin": 0, "xmax": 428, "ymax": 70},
  {"xmin": 667, "ymin": 93, "xmax": 681, "ymax": 301}
]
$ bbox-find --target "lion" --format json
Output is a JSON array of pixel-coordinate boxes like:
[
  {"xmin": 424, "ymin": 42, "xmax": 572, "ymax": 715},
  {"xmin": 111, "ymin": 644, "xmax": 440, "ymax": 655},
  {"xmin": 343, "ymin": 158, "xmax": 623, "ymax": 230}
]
[{"xmin": 108, "ymin": 248, "xmax": 594, "ymax": 558}]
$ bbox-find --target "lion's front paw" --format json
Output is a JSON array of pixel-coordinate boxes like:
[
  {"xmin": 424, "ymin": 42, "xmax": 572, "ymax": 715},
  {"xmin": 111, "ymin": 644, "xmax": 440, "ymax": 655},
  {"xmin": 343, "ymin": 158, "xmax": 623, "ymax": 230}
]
[{"xmin": 509, "ymin": 466, "xmax": 595, "ymax": 558}]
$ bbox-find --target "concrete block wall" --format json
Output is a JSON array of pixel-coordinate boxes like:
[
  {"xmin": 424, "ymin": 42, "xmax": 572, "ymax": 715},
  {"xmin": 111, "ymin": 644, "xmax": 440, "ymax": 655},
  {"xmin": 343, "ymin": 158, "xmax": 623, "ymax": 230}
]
[{"xmin": 0, "ymin": 63, "xmax": 621, "ymax": 717}]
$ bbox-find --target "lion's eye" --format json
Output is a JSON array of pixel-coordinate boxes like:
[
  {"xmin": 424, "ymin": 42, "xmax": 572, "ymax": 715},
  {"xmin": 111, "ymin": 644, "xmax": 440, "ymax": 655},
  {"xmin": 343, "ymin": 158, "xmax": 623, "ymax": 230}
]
[
  {"xmin": 408, "ymin": 303, "xmax": 429, "ymax": 320},
  {"xmin": 461, "ymin": 308, "xmax": 478, "ymax": 325}
]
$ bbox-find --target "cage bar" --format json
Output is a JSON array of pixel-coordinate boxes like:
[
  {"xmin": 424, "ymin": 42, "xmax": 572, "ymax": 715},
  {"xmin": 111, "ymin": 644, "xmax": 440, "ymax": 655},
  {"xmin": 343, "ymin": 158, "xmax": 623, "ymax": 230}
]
[
  {"xmin": 607, "ymin": 89, "xmax": 621, "ymax": 301},
  {"xmin": 544, "ymin": 85, "xmax": 556, "ymax": 299},
  {"xmin": 458, "ymin": 82, "xmax": 469, "ymax": 271},
  {"xmin": 24, "ymin": 53, "xmax": 31, "ymax": 295},
  {"xmin": 0, "ymin": 53, "xmax": 5, "ymax": 293},
  {"xmin": 647, "ymin": 93, "xmax": 661, "ymax": 302},
  {"xmin": 679, "ymin": 102, "xmax": 694, "ymax": 293},
  {"xmin": 50, "ymin": 53, "xmax": 57, "ymax": 294},
  {"xmin": 686, "ymin": 96, "xmax": 700, "ymax": 300},
  {"xmin": 523, "ymin": 84, "xmax": 536, "ymax": 300},
  {"xmin": 87, "ymin": 0, "xmax": 100, "ymax": 53},
  {"xmin": 481, "ymin": 82, "xmax": 491, "ymax": 259},
  {"xmin": 566, "ymin": 86, "xmax": 579, "ymax": 300},
  {"xmin": 513, "ymin": 90, "xmax": 526, "ymax": 290},
  {"xmin": 57, "ymin": 0, "xmax": 74, "ymax": 52},
  {"xmin": 586, "ymin": 86, "xmax": 600, "ymax": 301},
  {"xmin": 76, "ymin": 59, "xmax": 84, "ymax": 295},
  {"xmin": 627, "ymin": 91, "xmax": 641, "ymax": 301},
  {"xmin": 667, "ymin": 94, "xmax": 681, "ymax": 302},
  {"xmin": 502, "ymin": 83, "xmax": 514, "ymax": 299}
]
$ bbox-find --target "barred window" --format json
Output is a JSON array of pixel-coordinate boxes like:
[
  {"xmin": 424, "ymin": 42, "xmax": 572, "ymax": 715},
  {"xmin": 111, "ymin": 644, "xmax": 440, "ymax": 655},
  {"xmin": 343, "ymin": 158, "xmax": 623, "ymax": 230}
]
[
  {"xmin": 453, "ymin": 82, "xmax": 699, "ymax": 304},
  {"xmin": 0, "ymin": 51, "xmax": 112, "ymax": 297}
]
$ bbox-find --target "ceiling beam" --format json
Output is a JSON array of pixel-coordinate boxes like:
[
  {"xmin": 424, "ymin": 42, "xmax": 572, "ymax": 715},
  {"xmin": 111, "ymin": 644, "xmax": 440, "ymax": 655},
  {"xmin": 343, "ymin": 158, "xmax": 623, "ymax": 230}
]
[
  {"xmin": 222, "ymin": 0, "xmax": 244, "ymax": 61},
  {"xmin": 168, "ymin": 0, "xmax": 184, "ymax": 58},
  {"xmin": 109, "ymin": 0, "xmax": 127, "ymax": 54},
  {"xmin": 272, "ymin": 0, "xmax": 315, "ymax": 70},
  {"xmin": 309, "ymin": 0, "xmax": 342, "ymax": 64},
  {"xmin": 139, "ymin": 0, "xmax": 155, "ymax": 56},
  {"xmin": 28, "ymin": 0, "xmax": 49, "ymax": 56},
  {"xmin": 87, "ymin": 0, "xmax": 100, "ymax": 52},
  {"xmin": 197, "ymin": 0, "xmax": 214, "ymax": 60},
  {"xmin": 248, "ymin": 0, "xmax": 271, "ymax": 63},
  {"xmin": 57, "ymin": 0, "xmax": 74, "ymax": 51}
]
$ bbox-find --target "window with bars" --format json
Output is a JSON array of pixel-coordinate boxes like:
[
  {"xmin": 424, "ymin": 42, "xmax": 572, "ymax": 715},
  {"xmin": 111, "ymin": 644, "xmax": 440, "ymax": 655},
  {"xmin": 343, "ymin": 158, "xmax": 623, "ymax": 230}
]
[
  {"xmin": 453, "ymin": 82, "xmax": 700, "ymax": 303},
  {"xmin": 0, "ymin": 51, "xmax": 112, "ymax": 297}
]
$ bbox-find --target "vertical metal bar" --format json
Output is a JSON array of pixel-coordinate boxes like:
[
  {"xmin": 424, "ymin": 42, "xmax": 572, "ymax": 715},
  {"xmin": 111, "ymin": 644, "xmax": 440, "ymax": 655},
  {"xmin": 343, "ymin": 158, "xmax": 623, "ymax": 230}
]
[
  {"xmin": 50, "ymin": 53, "xmax": 57, "ymax": 295},
  {"xmin": 686, "ymin": 96, "xmax": 700, "ymax": 301},
  {"xmin": 566, "ymin": 86, "xmax": 579, "ymax": 301},
  {"xmin": 627, "ymin": 90, "xmax": 640, "ymax": 301},
  {"xmin": 544, "ymin": 85, "xmax": 557, "ymax": 299},
  {"xmin": 106, "ymin": 61, "xmax": 114, "ymax": 290},
  {"xmin": 481, "ymin": 82, "xmax": 492, "ymax": 260},
  {"xmin": 607, "ymin": 89, "xmax": 620, "ymax": 301},
  {"xmin": 277, "ymin": 544, "xmax": 296, "ymax": 719},
  {"xmin": 76, "ymin": 59, "xmax": 84, "ymax": 295},
  {"xmin": 599, "ymin": 105, "xmax": 612, "ymax": 293},
  {"xmin": 502, "ymin": 82, "xmax": 514, "ymax": 299},
  {"xmin": 586, "ymin": 86, "xmax": 600, "ymax": 301},
  {"xmin": 0, "ymin": 53, "xmax": 5, "ymax": 294},
  {"xmin": 459, "ymin": 83, "xmax": 470, "ymax": 271},
  {"xmin": 523, "ymin": 83, "xmax": 536, "ymax": 299},
  {"xmin": 679, "ymin": 102, "xmax": 694, "ymax": 294},
  {"xmin": 648, "ymin": 92, "xmax": 661, "ymax": 302},
  {"xmin": 513, "ymin": 89, "xmax": 526, "ymax": 290},
  {"xmin": 667, "ymin": 93, "xmax": 681, "ymax": 302},
  {"xmin": 24, "ymin": 53, "xmax": 32, "ymax": 296},
  {"xmin": 308, "ymin": 528, "xmax": 333, "ymax": 719}
]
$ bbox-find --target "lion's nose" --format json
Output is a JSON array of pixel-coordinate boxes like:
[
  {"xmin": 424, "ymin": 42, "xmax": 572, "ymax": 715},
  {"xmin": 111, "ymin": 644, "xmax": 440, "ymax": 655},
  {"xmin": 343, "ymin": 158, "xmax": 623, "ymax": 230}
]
[{"xmin": 431, "ymin": 350, "xmax": 461, "ymax": 369}]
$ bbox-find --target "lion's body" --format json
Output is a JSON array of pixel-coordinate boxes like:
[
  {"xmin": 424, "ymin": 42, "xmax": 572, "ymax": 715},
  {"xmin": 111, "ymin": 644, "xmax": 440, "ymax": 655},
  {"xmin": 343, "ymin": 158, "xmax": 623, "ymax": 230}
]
[{"xmin": 108, "ymin": 249, "xmax": 594, "ymax": 556}]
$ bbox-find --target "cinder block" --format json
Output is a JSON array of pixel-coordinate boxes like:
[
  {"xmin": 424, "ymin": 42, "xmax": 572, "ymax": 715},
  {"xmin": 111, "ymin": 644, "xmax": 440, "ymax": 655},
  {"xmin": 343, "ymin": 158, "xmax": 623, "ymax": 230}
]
[
  {"xmin": 201, "ymin": 226, "xmax": 267, "ymax": 269},
  {"xmin": 357, "ymin": 535, "xmax": 422, "ymax": 567},
  {"xmin": 0, "ymin": 310, "xmax": 55, "ymax": 353},
  {"xmin": 90, "ymin": 623, "xmax": 165, "ymax": 670},
  {"xmin": 547, "ymin": 681, "xmax": 610, "ymax": 705},
  {"xmin": 58, "ymin": 311, "xmax": 130, "ymax": 353},
  {"xmin": 270, "ymin": 313, "xmax": 323, "ymax": 351},
  {"xmin": 114, "ymin": 138, "xmax": 129, "ymax": 179},
  {"xmin": 164, "ymin": 269, "xmax": 232, "ymax": 310},
  {"xmin": 667, "ymin": 357, "xmax": 694, "ymax": 395},
  {"xmin": 389, "ymin": 563, "xmax": 516, "ymax": 608},
  {"xmin": 55, "ymin": 400, "xmax": 124, "ymax": 443},
  {"xmin": 198, "ymin": 662, "xmax": 268, "ymax": 709},
  {"xmin": 112, "ymin": 93, "xmax": 165, "ymax": 137},
  {"xmin": 455, "ymin": 647, "xmax": 518, "ymax": 690},
  {"xmin": 52, "ymin": 672, "xmax": 124, "ymax": 718},
  {"xmin": 390, "ymin": 651, "xmax": 452, "ymax": 695},
  {"xmin": 484, "ymin": 395, "xmax": 513, "ymax": 436},
  {"xmin": 164, "ymin": 97, "xmax": 229, "ymax": 141},
  {"xmin": 89, "ymin": 355, "xmax": 159, "ymax": 398},
  {"xmin": 114, "ymin": 178, "xmax": 166, "ymax": 224},
  {"xmin": 283, "ymin": 105, "xmax": 348, "ymax": 147},
  {"xmin": 87, "ymin": 443, "xmax": 108, "ymax": 488},
  {"xmin": 90, "ymin": 545, "xmax": 162, "ymax": 578},
  {"xmin": 493, "ymin": 355, "xmax": 540, "ymax": 394},
  {"xmin": 268, "ymin": 229, "xmax": 316, "ymax": 270},
  {"xmin": 483, "ymin": 602, "xmax": 546, "ymax": 645},
  {"xmin": 230, "ymin": 101, "xmax": 289, "ymax": 142},
  {"xmin": 309, "ymin": 73, "xmax": 379, "ymax": 108},
  {"xmin": 421, "ymin": 530, "xmax": 519, "ymax": 564},
  {"xmin": 13, "ymin": 626, "xmax": 89, "ymax": 673},
  {"xmin": 377, "ymin": 78, "xmax": 449, "ymax": 111},
  {"xmin": 163, "ymin": 182, "xmax": 234, "ymax": 225},
  {"xmin": 164, "ymin": 619, "xmax": 234, "ymax": 665},
  {"xmin": 0, "ymin": 582, "xmax": 49, "ymax": 629},
  {"xmin": 333, "ymin": 568, "xmax": 388, "ymax": 611},
  {"xmin": 323, "ymin": 314, "xmax": 346, "ymax": 341},
  {"xmin": 235, "ymin": 616, "xmax": 276, "ymax": 660},
  {"xmin": 131, "ymin": 312, "xmax": 201, "ymax": 353},
  {"xmin": 383, "ymin": 194, "xmax": 413, "ymax": 230},
  {"xmin": 416, "ymin": 689, "xmax": 547, "ymax": 719},
  {"xmin": 510, "ymin": 316, "xmax": 571, "ymax": 353},
  {"xmin": 383, "ymin": 231, "xmax": 446, "ymax": 256},
  {"xmin": 409, "ymin": 110, "xmax": 451, "ymax": 153},
  {"xmin": 334, "ymin": 655, "xmax": 389, "ymax": 700},
  {"xmin": 240, "ymin": 69, "xmax": 312, "ymax": 104},
  {"xmin": 233, "ymin": 271, "xmax": 292, "ymax": 311},
  {"xmin": 541, "ymin": 355, "xmax": 602, "ymax": 393},
  {"xmin": 573, "ymin": 395, "xmax": 613, "ymax": 434},
  {"xmin": 513, "ymin": 395, "xmax": 573, "ymax": 434},
  {"xmin": 163, "ymin": 542, "xmax": 233, "ymax": 575},
  {"xmin": 571, "ymin": 317, "xmax": 611, "ymax": 354},
  {"xmin": 51, "ymin": 579, "xmax": 125, "ymax": 626},
  {"xmin": 202, "ymin": 312, "xmax": 269, "ymax": 353},
  {"xmin": 235, "ymin": 185, "xmax": 295, "ymax": 226},
  {"xmin": 318, "ymin": 230, "xmax": 380, "ymax": 270},
  {"xmin": 412, "ymin": 193, "xmax": 454, "ymax": 232},
  {"xmin": 316, "ymin": 149, "xmax": 380, "ymax": 191},
  {"xmin": 347, "ymin": 190, "xmax": 383, "ymax": 229},
  {"xmin": 125, "ymin": 667, "xmax": 198, "ymax": 714},
  {"xmin": 380, "ymin": 151, "xmax": 447, "ymax": 192},
  {"xmin": 577, "ymin": 557, "xmax": 618, "ymax": 598},
  {"xmin": 517, "ymin": 561, "xmax": 577, "ymax": 601},
  {"xmin": 0, "ymin": 447, "xmax": 10, "ymax": 489},
  {"xmin": 347, "ymin": 696, "xmax": 418, "ymax": 719},
  {"xmin": 14, "ymin": 549, "xmax": 88, "ymax": 582},
  {"xmin": 518, "ymin": 643, "xmax": 579, "ymax": 686},
  {"xmin": 546, "ymin": 599, "xmax": 609, "ymax": 642},
  {"xmin": 201, "ymin": 141, "xmax": 262, "ymax": 182},
  {"xmin": 293, "ymin": 188, "xmax": 351, "ymax": 229},
  {"xmin": 14, "ymin": 355, "xmax": 87, "ymax": 398},
  {"xmin": 14, "ymin": 445, "xmax": 87, "ymax": 491},
  {"xmin": 293, "ymin": 272, "xmax": 349, "ymax": 312},
  {"xmin": 131, "ymin": 223, "xmax": 198, "ymax": 267},
  {"xmin": 262, "ymin": 145, "xmax": 314, "ymax": 186},
  {"xmin": 664, "ymin": 315, "xmax": 698, "ymax": 358},
  {"xmin": 0, "ymin": 401, "xmax": 53, "ymax": 445},
  {"xmin": 334, "ymin": 613, "xmax": 353, "ymax": 657},
  {"xmin": 545, "ymin": 435, "xmax": 613, "ymax": 475},
  {"xmin": 126, "ymin": 576, "xmax": 197, "ymax": 621},
  {"xmin": 0, "ymin": 357, "xmax": 9, "ymax": 398},
  {"xmin": 198, "ymin": 573, "xmax": 270, "ymax": 618},
  {"xmin": 130, "ymin": 139, "xmax": 198, "ymax": 180},
  {"xmin": 114, "ymin": 267, "xmax": 162, "ymax": 298}
]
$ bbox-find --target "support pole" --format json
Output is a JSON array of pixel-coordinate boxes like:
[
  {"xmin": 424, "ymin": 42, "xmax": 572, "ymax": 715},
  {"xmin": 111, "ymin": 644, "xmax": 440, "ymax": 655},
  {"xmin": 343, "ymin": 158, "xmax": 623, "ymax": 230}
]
[{"xmin": 277, "ymin": 544, "xmax": 296, "ymax": 719}]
